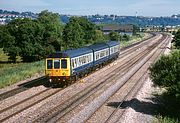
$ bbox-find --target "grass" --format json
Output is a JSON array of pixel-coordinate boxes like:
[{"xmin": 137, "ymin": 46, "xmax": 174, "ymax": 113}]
[
  {"xmin": 0, "ymin": 61, "xmax": 44, "ymax": 88},
  {"xmin": 0, "ymin": 48, "xmax": 22, "ymax": 62},
  {"xmin": 120, "ymin": 33, "xmax": 150, "ymax": 48},
  {"xmin": 0, "ymin": 48, "xmax": 9, "ymax": 62},
  {"xmin": 153, "ymin": 116, "xmax": 179, "ymax": 123}
]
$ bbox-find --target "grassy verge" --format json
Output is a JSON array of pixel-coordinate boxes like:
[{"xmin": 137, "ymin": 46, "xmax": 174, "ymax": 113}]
[
  {"xmin": 0, "ymin": 61, "xmax": 44, "ymax": 88},
  {"xmin": 120, "ymin": 33, "xmax": 150, "ymax": 48}
]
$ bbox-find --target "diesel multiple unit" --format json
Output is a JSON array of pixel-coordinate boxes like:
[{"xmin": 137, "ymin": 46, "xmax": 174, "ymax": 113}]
[{"xmin": 45, "ymin": 41, "xmax": 120, "ymax": 84}]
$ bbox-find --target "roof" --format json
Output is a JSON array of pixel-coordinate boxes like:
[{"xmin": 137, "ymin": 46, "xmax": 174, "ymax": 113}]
[
  {"xmin": 47, "ymin": 41, "xmax": 119, "ymax": 58},
  {"xmin": 47, "ymin": 52, "xmax": 68, "ymax": 58},
  {"xmin": 106, "ymin": 41, "xmax": 120, "ymax": 47},
  {"xmin": 47, "ymin": 47, "xmax": 93, "ymax": 58},
  {"xmin": 64, "ymin": 47, "xmax": 92, "ymax": 57},
  {"xmin": 102, "ymin": 24, "xmax": 134, "ymax": 32},
  {"xmin": 88, "ymin": 42, "xmax": 109, "ymax": 51}
]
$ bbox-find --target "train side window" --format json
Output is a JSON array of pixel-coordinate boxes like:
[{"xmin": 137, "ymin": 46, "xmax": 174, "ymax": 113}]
[
  {"xmin": 47, "ymin": 60, "xmax": 53, "ymax": 69},
  {"xmin": 61, "ymin": 59, "xmax": 67, "ymax": 69},
  {"xmin": 75, "ymin": 58, "xmax": 78, "ymax": 67},
  {"xmin": 71, "ymin": 59, "xmax": 74, "ymax": 69}
]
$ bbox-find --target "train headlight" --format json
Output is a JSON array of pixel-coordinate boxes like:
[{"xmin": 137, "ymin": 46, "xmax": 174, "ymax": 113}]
[{"xmin": 49, "ymin": 79, "xmax": 52, "ymax": 82}]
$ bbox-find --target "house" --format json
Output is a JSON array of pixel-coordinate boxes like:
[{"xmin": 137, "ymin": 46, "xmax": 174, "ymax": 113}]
[{"xmin": 101, "ymin": 24, "xmax": 134, "ymax": 36}]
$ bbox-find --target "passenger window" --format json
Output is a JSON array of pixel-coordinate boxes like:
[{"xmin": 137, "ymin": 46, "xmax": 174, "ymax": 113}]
[
  {"xmin": 54, "ymin": 60, "xmax": 60, "ymax": 69},
  {"xmin": 61, "ymin": 59, "xmax": 67, "ymax": 69},
  {"xmin": 71, "ymin": 59, "xmax": 74, "ymax": 68},
  {"xmin": 47, "ymin": 60, "xmax": 53, "ymax": 69}
]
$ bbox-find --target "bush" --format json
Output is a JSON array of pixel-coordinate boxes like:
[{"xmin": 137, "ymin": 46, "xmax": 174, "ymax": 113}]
[
  {"xmin": 172, "ymin": 29, "xmax": 180, "ymax": 49},
  {"xmin": 150, "ymin": 50, "xmax": 180, "ymax": 100}
]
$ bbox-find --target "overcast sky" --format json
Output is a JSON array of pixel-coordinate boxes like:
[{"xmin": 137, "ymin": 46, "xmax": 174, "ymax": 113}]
[{"xmin": 0, "ymin": 0, "xmax": 180, "ymax": 16}]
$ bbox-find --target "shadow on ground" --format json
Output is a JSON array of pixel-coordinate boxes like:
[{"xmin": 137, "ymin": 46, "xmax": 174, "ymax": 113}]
[
  {"xmin": 107, "ymin": 95, "xmax": 180, "ymax": 120},
  {"xmin": 107, "ymin": 98, "xmax": 160, "ymax": 116},
  {"xmin": 0, "ymin": 76, "xmax": 65, "ymax": 101},
  {"xmin": 18, "ymin": 76, "xmax": 65, "ymax": 88}
]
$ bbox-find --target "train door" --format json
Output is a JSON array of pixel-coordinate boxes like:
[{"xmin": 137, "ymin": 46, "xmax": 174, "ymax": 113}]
[{"xmin": 60, "ymin": 58, "xmax": 71, "ymax": 78}]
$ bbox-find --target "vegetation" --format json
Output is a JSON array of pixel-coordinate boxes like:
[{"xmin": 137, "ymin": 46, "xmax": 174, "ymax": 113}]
[
  {"xmin": 150, "ymin": 31, "xmax": 180, "ymax": 122},
  {"xmin": 150, "ymin": 50, "xmax": 180, "ymax": 100},
  {"xmin": 109, "ymin": 31, "xmax": 119, "ymax": 41},
  {"xmin": 0, "ymin": 48, "xmax": 9, "ymax": 62},
  {"xmin": 122, "ymin": 34, "xmax": 130, "ymax": 41},
  {"xmin": 153, "ymin": 115, "xmax": 179, "ymax": 123},
  {"xmin": 0, "ymin": 10, "xmax": 105, "ymax": 62},
  {"xmin": 0, "ymin": 61, "xmax": 44, "ymax": 88},
  {"xmin": 119, "ymin": 33, "xmax": 144, "ymax": 48},
  {"xmin": 62, "ymin": 17, "xmax": 104, "ymax": 49},
  {"xmin": 0, "ymin": 10, "xmax": 63, "ymax": 62},
  {"xmin": 172, "ymin": 29, "xmax": 180, "ymax": 49}
]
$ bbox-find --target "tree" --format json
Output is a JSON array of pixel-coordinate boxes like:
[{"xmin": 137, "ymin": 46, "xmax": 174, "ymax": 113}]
[
  {"xmin": 77, "ymin": 17, "xmax": 96, "ymax": 44},
  {"xmin": 62, "ymin": 16, "xmax": 101, "ymax": 49},
  {"xmin": 123, "ymin": 34, "xmax": 130, "ymax": 41},
  {"xmin": 133, "ymin": 25, "xmax": 139, "ymax": 35},
  {"xmin": 62, "ymin": 17, "xmax": 84, "ymax": 49},
  {"xmin": 0, "ymin": 25, "xmax": 6, "ymax": 48},
  {"xmin": 2, "ymin": 32, "xmax": 20, "ymax": 62},
  {"xmin": 93, "ymin": 30, "xmax": 104, "ymax": 42},
  {"xmin": 38, "ymin": 10, "xmax": 63, "ymax": 52},
  {"xmin": 109, "ymin": 31, "xmax": 119, "ymax": 41},
  {"xmin": 150, "ymin": 50, "xmax": 180, "ymax": 100},
  {"xmin": 172, "ymin": 29, "xmax": 180, "ymax": 49},
  {"xmin": 3, "ymin": 18, "xmax": 44, "ymax": 62},
  {"xmin": 1, "ymin": 10, "xmax": 63, "ymax": 62},
  {"xmin": 0, "ymin": 23, "xmax": 21, "ymax": 62}
]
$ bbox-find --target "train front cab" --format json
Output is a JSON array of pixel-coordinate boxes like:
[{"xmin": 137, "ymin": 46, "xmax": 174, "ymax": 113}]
[{"xmin": 45, "ymin": 58, "xmax": 71, "ymax": 83}]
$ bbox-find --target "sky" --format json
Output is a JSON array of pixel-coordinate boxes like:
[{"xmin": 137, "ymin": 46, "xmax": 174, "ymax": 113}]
[{"xmin": 0, "ymin": 0, "xmax": 180, "ymax": 17}]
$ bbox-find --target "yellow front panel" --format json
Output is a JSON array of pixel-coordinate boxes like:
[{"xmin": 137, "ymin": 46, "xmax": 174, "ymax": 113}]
[{"xmin": 45, "ymin": 58, "xmax": 70, "ymax": 77}]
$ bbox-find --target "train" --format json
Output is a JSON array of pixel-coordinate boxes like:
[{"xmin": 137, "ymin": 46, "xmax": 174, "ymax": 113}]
[{"xmin": 45, "ymin": 41, "xmax": 120, "ymax": 85}]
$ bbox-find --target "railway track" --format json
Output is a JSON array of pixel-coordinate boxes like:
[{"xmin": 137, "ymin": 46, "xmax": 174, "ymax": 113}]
[
  {"xmin": 30, "ymin": 34, "xmax": 169, "ymax": 123},
  {"xmin": 0, "ymin": 76, "xmax": 47, "ymax": 101},
  {"xmin": 56, "ymin": 34, "xmax": 170, "ymax": 123},
  {"xmin": 0, "ymin": 33, "xmax": 169, "ymax": 123},
  {"xmin": 0, "ymin": 88, "xmax": 64, "ymax": 122},
  {"xmin": 120, "ymin": 32, "xmax": 155, "ymax": 51},
  {"xmin": 100, "ymin": 35, "xmax": 171, "ymax": 123},
  {"xmin": 73, "ymin": 33, "xmax": 170, "ymax": 122}
]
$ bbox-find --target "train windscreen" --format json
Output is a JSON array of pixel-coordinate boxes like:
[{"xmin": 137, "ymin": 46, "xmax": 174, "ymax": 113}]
[
  {"xmin": 54, "ymin": 60, "xmax": 60, "ymax": 69},
  {"xmin": 47, "ymin": 60, "xmax": 53, "ymax": 69}
]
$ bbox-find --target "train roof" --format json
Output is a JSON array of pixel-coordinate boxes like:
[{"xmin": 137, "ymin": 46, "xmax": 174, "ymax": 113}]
[
  {"xmin": 106, "ymin": 41, "xmax": 120, "ymax": 47},
  {"xmin": 46, "ymin": 41, "xmax": 120, "ymax": 58},
  {"xmin": 65, "ymin": 47, "xmax": 92, "ymax": 58},
  {"xmin": 47, "ymin": 47, "xmax": 93, "ymax": 58},
  {"xmin": 88, "ymin": 42, "xmax": 109, "ymax": 51}
]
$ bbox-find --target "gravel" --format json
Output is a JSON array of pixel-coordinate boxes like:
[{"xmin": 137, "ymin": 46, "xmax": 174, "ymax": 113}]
[
  {"xmin": 0, "ymin": 74, "xmax": 44, "ymax": 95},
  {"xmin": 118, "ymin": 36, "xmax": 172, "ymax": 123}
]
